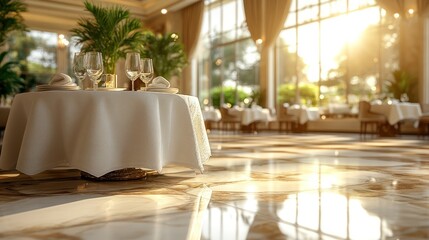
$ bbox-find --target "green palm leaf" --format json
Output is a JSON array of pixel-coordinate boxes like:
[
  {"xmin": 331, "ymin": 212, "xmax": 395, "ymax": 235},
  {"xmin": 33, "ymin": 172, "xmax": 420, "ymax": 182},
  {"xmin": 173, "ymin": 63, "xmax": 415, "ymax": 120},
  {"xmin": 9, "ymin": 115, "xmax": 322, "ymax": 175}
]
[
  {"xmin": 0, "ymin": 0, "xmax": 27, "ymax": 46},
  {"xmin": 0, "ymin": 50, "xmax": 24, "ymax": 101},
  {"xmin": 140, "ymin": 32, "xmax": 187, "ymax": 80},
  {"xmin": 70, "ymin": 1, "xmax": 144, "ymax": 74}
]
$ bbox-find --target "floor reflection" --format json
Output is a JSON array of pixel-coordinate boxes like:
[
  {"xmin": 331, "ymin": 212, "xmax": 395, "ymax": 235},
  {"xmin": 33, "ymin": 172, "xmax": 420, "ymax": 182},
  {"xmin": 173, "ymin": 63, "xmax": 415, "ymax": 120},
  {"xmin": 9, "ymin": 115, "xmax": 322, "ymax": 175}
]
[
  {"xmin": 277, "ymin": 191, "xmax": 393, "ymax": 239},
  {"xmin": 1, "ymin": 132, "xmax": 429, "ymax": 239}
]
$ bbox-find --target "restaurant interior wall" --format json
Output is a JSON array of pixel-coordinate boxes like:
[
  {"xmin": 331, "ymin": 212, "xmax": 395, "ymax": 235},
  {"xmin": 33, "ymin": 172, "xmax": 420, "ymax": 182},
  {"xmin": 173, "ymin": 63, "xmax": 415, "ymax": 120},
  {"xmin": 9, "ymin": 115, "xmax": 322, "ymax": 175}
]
[
  {"xmin": 195, "ymin": 0, "xmax": 427, "ymax": 116},
  {"xmin": 8, "ymin": 0, "xmax": 429, "ymax": 134}
]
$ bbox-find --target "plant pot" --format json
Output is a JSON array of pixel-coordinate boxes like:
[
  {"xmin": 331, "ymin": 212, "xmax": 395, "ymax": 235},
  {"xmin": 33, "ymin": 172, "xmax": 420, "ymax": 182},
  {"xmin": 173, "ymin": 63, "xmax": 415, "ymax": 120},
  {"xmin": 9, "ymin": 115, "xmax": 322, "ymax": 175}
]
[{"xmin": 101, "ymin": 74, "xmax": 117, "ymax": 88}]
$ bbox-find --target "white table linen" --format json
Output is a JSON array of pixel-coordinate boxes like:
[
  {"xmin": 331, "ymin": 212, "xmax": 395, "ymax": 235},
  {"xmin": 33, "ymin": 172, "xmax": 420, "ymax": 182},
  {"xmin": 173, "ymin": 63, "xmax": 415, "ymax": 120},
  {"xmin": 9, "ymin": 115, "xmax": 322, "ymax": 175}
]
[
  {"xmin": 328, "ymin": 103, "xmax": 350, "ymax": 115},
  {"xmin": 240, "ymin": 108, "xmax": 273, "ymax": 125},
  {"xmin": 370, "ymin": 102, "xmax": 422, "ymax": 126},
  {"xmin": 288, "ymin": 107, "xmax": 320, "ymax": 124},
  {"xmin": 0, "ymin": 91, "xmax": 211, "ymax": 177},
  {"xmin": 202, "ymin": 107, "xmax": 221, "ymax": 122}
]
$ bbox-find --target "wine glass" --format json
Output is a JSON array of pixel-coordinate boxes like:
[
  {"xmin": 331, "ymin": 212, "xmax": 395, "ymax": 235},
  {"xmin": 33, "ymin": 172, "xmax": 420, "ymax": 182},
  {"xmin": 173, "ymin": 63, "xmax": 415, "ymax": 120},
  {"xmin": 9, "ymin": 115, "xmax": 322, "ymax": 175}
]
[
  {"xmin": 84, "ymin": 52, "xmax": 103, "ymax": 91},
  {"xmin": 125, "ymin": 52, "xmax": 142, "ymax": 91},
  {"xmin": 73, "ymin": 52, "xmax": 86, "ymax": 89},
  {"xmin": 140, "ymin": 58, "xmax": 154, "ymax": 90}
]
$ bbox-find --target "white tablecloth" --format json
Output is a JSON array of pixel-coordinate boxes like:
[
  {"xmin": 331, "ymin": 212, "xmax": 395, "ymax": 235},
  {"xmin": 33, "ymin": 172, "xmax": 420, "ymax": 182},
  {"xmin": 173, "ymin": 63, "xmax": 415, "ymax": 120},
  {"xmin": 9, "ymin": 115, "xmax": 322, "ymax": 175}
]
[
  {"xmin": 240, "ymin": 108, "xmax": 273, "ymax": 125},
  {"xmin": 288, "ymin": 107, "xmax": 320, "ymax": 124},
  {"xmin": 202, "ymin": 108, "xmax": 221, "ymax": 122},
  {"xmin": 0, "ymin": 91, "xmax": 211, "ymax": 177},
  {"xmin": 370, "ymin": 102, "xmax": 422, "ymax": 125}
]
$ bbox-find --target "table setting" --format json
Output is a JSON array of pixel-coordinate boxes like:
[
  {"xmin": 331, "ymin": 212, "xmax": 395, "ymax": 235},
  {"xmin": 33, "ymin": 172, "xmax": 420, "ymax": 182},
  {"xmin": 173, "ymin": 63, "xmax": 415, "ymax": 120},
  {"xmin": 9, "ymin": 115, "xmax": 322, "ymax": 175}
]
[
  {"xmin": 36, "ymin": 73, "xmax": 80, "ymax": 91},
  {"xmin": 0, "ymin": 51, "xmax": 210, "ymax": 180},
  {"xmin": 36, "ymin": 51, "xmax": 180, "ymax": 95},
  {"xmin": 140, "ymin": 76, "xmax": 179, "ymax": 94}
]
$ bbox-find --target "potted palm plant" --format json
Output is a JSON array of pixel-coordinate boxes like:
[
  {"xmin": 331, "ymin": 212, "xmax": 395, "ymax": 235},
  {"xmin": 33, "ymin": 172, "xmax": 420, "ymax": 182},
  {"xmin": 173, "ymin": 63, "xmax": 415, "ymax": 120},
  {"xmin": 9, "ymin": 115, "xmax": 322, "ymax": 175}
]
[
  {"xmin": 140, "ymin": 32, "xmax": 187, "ymax": 81},
  {"xmin": 0, "ymin": 0, "xmax": 27, "ymax": 104},
  {"xmin": 385, "ymin": 70, "xmax": 416, "ymax": 102},
  {"xmin": 71, "ymin": 1, "xmax": 144, "ymax": 88}
]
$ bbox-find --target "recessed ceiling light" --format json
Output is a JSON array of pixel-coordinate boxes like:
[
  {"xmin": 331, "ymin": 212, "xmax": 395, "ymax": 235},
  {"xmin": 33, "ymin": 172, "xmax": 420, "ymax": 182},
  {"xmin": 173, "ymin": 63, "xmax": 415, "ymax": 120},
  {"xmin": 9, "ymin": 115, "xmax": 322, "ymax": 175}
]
[{"xmin": 161, "ymin": 8, "xmax": 168, "ymax": 14}]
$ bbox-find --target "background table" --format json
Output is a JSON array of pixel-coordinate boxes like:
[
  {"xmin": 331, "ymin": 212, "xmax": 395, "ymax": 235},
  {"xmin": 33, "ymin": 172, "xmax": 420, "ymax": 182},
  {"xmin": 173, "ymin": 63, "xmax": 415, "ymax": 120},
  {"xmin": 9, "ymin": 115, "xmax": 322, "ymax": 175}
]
[
  {"xmin": 0, "ymin": 91, "xmax": 211, "ymax": 177},
  {"xmin": 240, "ymin": 108, "xmax": 273, "ymax": 126},
  {"xmin": 202, "ymin": 107, "xmax": 221, "ymax": 122},
  {"xmin": 288, "ymin": 107, "xmax": 320, "ymax": 125},
  {"xmin": 370, "ymin": 102, "xmax": 422, "ymax": 126}
]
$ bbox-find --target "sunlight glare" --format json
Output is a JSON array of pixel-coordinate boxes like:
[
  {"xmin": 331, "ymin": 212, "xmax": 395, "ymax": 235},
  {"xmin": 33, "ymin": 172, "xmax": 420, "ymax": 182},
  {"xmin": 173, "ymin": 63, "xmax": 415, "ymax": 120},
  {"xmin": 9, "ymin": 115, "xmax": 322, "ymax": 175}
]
[
  {"xmin": 277, "ymin": 192, "xmax": 393, "ymax": 239},
  {"xmin": 280, "ymin": 7, "xmax": 381, "ymax": 82}
]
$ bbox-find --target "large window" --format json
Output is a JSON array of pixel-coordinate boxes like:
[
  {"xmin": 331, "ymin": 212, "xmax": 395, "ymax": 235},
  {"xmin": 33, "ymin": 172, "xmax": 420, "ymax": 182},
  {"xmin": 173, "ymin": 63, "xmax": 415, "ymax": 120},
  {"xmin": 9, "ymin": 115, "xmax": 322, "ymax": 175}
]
[
  {"xmin": 276, "ymin": 0, "xmax": 399, "ymax": 110},
  {"xmin": 8, "ymin": 30, "xmax": 79, "ymax": 92},
  {"xmin": 195, "ymin": 0, "xmax": 399, "ymax": 110},
  {"xmin": 197, "ymin": 0, "xmax": 259, "ymax": 108},
  {"xmin": 8, "ymin": 30, "xmax": 58, "ymax": 91}
]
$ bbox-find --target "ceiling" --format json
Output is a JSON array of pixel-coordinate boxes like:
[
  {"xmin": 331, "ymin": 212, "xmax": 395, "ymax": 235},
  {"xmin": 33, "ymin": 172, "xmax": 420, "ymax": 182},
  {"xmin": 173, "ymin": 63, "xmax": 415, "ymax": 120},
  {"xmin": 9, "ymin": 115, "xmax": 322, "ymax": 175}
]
[{"xmin": 22, "ymin": 0, "xmax": 199, "ymax": 33}]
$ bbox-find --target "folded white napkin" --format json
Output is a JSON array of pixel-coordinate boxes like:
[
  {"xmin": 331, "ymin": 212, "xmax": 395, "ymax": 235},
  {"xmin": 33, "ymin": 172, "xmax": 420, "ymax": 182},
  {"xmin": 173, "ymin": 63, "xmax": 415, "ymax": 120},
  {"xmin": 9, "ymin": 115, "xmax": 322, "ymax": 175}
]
[
  {"xmin": 49, "ymin": 73, "xmax": 77, "ymax": 86},
  {"xmin": 148, "ymin": 76, "xmax": 170, "ymax": 88}
]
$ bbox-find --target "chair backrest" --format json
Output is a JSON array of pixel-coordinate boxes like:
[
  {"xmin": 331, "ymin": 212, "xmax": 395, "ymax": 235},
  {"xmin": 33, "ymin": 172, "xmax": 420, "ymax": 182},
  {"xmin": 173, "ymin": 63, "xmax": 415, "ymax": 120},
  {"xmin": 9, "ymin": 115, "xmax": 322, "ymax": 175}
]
[
  {"xmin": 277, "ymin": 105, "xmax": 289, "ymax": 121},
  {"xmin": 358, "ymin": 100, "xmax": 385, "ymax": 121},
  {"xmin": 0, "ymin": 107, "xmax": 10, "ymax": 129},
  {"xmin": 358, "ymin": 101, "xmax": 371, "ymax": 119},
  {"xmin": 220, "ymin": 107, "xmax": 241, "ymax": 121}
]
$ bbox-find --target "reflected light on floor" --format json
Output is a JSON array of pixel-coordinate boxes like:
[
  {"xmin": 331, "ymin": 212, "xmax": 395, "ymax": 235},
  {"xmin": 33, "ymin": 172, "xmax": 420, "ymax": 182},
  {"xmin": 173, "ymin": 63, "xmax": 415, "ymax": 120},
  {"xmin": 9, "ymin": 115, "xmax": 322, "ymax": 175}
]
[{"xmin": 277, "ymin": 192, "xmax": 393, "ymax": 239}]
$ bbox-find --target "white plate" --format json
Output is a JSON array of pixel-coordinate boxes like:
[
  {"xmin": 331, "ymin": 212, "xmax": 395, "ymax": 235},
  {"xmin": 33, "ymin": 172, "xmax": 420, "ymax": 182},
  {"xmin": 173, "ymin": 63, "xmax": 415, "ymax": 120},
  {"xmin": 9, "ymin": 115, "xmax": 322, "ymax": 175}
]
[
  {"xmin": 141, "ymin": 87, "xmax": 179, "ymax": 94},
  {"xmin": 36, "ymin": 85, "xmax": 80, "ymax": 91},
  {"xmin": 85, "ymin": 88, "xmax": 127, "ymax": 91}
]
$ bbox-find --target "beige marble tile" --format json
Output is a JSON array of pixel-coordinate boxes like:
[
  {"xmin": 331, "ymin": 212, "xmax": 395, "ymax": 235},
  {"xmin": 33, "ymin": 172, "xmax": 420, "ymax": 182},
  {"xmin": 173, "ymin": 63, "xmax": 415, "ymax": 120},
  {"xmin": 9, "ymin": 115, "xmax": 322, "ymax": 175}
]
[{"xmin": 1, "ymin": 132, "xmax": 429, "ymax": 239}]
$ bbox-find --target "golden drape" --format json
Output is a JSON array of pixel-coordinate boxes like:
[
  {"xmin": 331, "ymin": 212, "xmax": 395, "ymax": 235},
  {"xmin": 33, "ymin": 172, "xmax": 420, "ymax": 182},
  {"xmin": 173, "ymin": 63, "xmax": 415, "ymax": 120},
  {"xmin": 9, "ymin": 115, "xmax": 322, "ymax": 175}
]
[{"xmin": 181, "ymin": 0, "xmax": 204, "ymax": 94}]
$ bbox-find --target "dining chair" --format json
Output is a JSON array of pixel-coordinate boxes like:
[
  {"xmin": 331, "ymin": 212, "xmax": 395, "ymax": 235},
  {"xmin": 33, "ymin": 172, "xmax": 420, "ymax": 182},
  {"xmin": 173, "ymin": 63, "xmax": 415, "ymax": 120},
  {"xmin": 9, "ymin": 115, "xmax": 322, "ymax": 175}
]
[
  {"xmin": 0, "ymin": 107, "xmax": 10, "ymax": 138},
  {"xmin": 219, "ymin": 107, "xmax": 242, "ymax": 132},
  {"xmin": 277, "ymin": 104, "xmax": 298, "ymax": 133},
  {"xmin": 266, "ymin": 107, "xmax": 277, "ymax": 130},
  {"xmin": 418, "ymin": 114, "xmax": 429, "ymax": 138},
  {"xmin": 358, "ymin": 101, "xmax": 386, "ymax": 137}
]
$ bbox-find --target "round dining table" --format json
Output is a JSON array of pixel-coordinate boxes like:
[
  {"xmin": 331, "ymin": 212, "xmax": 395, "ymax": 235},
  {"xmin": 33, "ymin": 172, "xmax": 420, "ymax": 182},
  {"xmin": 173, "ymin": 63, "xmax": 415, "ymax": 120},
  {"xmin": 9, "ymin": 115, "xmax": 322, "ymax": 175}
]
[{"xmin": 0, "ymin": 90, "xmax": 211, "ymax": 178}]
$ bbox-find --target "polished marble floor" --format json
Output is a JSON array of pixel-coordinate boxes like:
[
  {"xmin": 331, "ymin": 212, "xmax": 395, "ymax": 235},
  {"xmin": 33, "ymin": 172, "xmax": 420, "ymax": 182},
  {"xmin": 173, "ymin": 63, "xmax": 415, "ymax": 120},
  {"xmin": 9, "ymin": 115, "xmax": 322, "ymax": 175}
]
[{"xmin": 1, "ymin": 132, "xmax": 429, "ymax": 239}]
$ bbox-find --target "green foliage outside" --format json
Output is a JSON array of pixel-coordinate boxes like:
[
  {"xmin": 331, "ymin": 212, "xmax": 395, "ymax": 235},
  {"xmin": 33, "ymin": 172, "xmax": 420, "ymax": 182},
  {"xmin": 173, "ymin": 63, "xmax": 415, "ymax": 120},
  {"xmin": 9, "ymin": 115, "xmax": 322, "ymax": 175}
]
[
  {"xmin": 210, "ymin": 86, "xmax": 250, "ymax": 108},
  {"xmin": 0, "ymin": 51, "xmax": 23, "ymax": 101},
  {"xmin": 71, "ymin": 1, "xmax": 145, "ymax": 74},
  {"xmin": 8, "ymin": 31, "xmax": 55, "ymax": 89},
  {"xmin": 209, "ymin": 37, "xmax": 259, "ymax": 88},
  {"xmin": 0, "ymin": 0, "xmax": 26, "ymax": 46},
  {"xmin": 140, "ymin": 32, "xmax": 187, "ymax": 80},
  {"xmin": 0, "ymin": 0, "xmax": 27, "ymax": 102},
  {"xmin": 278, "ymin": 83, "xmax": 318, "ymax": 106}
]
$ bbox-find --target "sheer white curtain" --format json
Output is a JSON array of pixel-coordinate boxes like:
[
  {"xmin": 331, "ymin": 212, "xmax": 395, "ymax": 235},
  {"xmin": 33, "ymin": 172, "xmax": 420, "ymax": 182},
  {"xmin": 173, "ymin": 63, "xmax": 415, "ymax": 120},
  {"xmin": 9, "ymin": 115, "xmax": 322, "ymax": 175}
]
[{"xmin": 242, "ymin": 0, "xmax": 292, "ymax": 107}]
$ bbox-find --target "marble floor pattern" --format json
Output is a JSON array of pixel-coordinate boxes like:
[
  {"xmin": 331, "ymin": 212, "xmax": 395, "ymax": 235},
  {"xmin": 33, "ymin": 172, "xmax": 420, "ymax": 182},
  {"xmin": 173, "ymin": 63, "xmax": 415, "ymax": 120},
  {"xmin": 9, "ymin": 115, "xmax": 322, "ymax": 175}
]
[{"xmin": 1, "ymin": 132, "xmax": 429, "ymax": 240}]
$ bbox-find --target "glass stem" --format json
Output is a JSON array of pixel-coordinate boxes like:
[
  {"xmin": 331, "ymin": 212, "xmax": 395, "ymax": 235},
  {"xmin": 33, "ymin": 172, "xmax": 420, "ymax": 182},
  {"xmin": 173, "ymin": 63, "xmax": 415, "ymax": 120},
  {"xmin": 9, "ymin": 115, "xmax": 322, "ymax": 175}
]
[
  {"xmin": 79, "ymin": 79, "xmax": 84, "ymax": 90},
  {"xmin": 132, "ymin": 80, "xmax": 135, "ymax": 91},
  {"xmin": 93, "ymin": 80, "xmax": 97, "ymax": 91}
]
